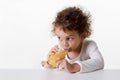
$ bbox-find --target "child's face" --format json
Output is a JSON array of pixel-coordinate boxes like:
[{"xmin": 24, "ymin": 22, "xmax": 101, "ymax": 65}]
[{"xmin": 54, "ymin": 27, "xmax": 84, "ymax": 52}]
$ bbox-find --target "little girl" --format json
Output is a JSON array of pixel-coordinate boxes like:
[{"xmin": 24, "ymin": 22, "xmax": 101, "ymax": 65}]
[{"xmin": 42, "ymin": 6, "xmax": 104, "ymax": 73}]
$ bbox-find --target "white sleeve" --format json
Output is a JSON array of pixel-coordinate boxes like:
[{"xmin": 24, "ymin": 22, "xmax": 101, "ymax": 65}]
[{"xmin": 74, "ymin": 41, "xmax": 104, "ymax": 73}]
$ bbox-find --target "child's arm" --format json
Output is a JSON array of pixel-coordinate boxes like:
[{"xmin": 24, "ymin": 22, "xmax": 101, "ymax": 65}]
[
  {"xmin": 56, "ymin": 41, "xmax": 104, "ymax": 73},
  {"xmin": 56, "ymin": 59, "xmax": 81, "ymax": 73},
  {"xmin": 74, "ymin": 41, "xmax": 104, "ymax": 73}
]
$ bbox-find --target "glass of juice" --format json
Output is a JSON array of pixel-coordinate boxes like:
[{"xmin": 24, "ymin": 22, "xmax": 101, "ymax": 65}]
[{"xmin": 47, "ymin": 50, "xmax": 67, "ymax": 68}]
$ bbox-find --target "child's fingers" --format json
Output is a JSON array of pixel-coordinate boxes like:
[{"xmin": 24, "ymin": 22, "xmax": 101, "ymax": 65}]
[
  {"xmin": 56, "ymin": 58, "xmax": 64, "ymax": 68},
  {"xmin": 56, "ymin": 58, "xmax": 63, "ymax": 61},
  {"xmin": 56, "ymin": 59, "xmax": 65, "ymax": 70},
  {"xmin": 47, "ymin": 50, "xmax": 56, "ymax": 58},
  {"xmin": 58, "ymin": 63, "xmax": 64, "ymax": 70},
  {"xmin": 49, "ymin": 45, "xmax": 59, "ymax": 54},
  {"xmin": 47, "ymin": 52, "xmax": 55, "ymax": 58},
  {"xmin": 47, "ymin": 52, "xmax": 54, "ymax": 59},
  {"xmin": 51, "ymin": 45, "xmax": 59, "ymax": 52},
  {"xmin": 47, "ymin": 45, "xmax": 59, "ymax": 58}
]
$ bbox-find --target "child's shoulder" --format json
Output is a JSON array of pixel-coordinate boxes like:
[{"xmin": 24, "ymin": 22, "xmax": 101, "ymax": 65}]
[
  {"xmin": 83, "ymin": 39, "xmax": 97, "ymax": 46},
  {"xmin": 83, "ymin": 39, "xmax": 97, "ymax": 51}
]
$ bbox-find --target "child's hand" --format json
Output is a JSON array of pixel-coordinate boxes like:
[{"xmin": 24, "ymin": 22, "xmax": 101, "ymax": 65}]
[
  {"xmin": 56, "ymin": 59, "xmax": 73, "ymax": 73},
  {"xmin": 47, "ymin": 45, "xmax": 59, "ymax": 58}
]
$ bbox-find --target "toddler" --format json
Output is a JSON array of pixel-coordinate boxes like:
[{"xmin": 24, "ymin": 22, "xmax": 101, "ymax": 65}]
[{"xmin": 42, "ymin": 6, "xmax": 104, "ymax": 73}]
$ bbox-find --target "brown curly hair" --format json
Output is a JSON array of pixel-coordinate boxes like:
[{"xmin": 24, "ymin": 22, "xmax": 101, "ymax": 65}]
[{"xmin": 52, "ymin": 6, "xmax": 92, "ymax": 38}]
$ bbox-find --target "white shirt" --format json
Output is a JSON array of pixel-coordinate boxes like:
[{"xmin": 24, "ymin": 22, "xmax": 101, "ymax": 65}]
[{"xmin": 65, "ymin": 39, "xmax": 104, "ymax": 73}]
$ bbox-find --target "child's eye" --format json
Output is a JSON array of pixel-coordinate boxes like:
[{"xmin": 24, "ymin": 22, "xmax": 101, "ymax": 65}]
[{"xmin": 66, "ymin": 37, "xmax": 73, "ymax": 41}]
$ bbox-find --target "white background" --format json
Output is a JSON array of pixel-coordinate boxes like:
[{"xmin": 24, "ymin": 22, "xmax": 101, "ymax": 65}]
[{"xmin": 0, "ymin": 0, "xmax": 120, "ymax": 69}]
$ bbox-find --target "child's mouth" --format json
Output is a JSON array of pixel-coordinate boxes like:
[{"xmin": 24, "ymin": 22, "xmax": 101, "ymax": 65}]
[
  {"xmin": 64, "ymin": 47, "xmax": 72, "ymax": 52},
  {"xmin": 68, "ymin": 47, "xmax": 72, "ymax": 52}
]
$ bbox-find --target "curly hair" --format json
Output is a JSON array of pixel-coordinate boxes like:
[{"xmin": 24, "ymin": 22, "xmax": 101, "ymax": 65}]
[{"xmin": 52, "ymin": 6, "xmax": 92, "ymax": 38}]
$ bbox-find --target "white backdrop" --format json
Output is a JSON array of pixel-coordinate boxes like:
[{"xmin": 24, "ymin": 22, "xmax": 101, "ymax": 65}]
[{"xmin": 0, "ymin": 0, "xmax": 120, "ymax": 69}]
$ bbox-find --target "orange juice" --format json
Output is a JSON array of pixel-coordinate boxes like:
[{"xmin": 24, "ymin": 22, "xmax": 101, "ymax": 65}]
[{"xmin": 48, "ymin": 50, "xmax": 67, "ymax": 68}]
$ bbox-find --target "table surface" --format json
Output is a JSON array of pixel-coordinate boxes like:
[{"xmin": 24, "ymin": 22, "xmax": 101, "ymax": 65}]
[{"xmin": 0, "ymin": 68, "xmax": 120, "ymax": 80}]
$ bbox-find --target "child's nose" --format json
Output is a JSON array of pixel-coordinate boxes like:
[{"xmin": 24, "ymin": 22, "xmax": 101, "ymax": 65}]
[{"xmin": 61, "ymin": 40, "xmax": 69, "ymax": 48}]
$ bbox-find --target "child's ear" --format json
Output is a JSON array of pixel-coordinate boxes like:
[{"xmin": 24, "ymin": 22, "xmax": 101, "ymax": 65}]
[{"xmin": 81, "ymin": 32, "xmax": 86, "ymax": 40}]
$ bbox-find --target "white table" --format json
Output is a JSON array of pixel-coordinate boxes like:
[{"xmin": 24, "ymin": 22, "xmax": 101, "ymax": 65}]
[{"xmin": 0, "ymin": 68, "xmax": 120, "ymax": 80}]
